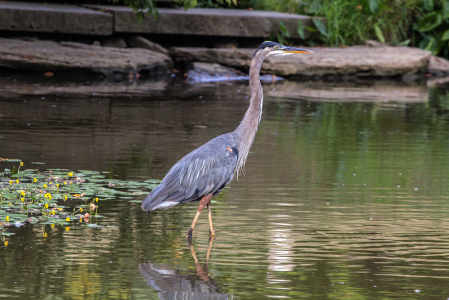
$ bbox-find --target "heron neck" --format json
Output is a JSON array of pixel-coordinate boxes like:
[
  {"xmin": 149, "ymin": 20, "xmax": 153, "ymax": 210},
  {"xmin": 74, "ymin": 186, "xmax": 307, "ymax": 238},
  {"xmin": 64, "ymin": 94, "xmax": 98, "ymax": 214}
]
[{"xmin": 234, "ymin": 50, "xmax": 265, "ymax": 175}]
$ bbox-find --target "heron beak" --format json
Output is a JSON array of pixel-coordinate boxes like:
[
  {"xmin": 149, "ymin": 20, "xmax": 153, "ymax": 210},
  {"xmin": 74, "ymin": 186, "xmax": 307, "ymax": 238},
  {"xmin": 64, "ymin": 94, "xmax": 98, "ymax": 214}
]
[
  {"xmin": 269, "ymin": 46, "xmax": 314, "ymax": 57},
  {"xmin": 282, "ymin": 47, "xmax": 314, "ymax": 54}
]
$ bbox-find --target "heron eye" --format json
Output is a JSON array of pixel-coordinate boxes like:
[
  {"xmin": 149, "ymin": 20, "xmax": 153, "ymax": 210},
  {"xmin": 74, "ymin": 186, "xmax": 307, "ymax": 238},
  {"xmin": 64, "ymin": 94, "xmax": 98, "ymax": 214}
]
[{"xmin": 274, "ymin": 46, "xmax": 279, "ymax": 50}]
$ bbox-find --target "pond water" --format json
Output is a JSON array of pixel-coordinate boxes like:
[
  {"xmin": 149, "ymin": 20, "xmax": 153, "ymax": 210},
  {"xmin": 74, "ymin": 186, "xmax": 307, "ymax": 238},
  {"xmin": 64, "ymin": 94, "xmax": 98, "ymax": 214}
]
[{"xmin": 1, "ymin": 75, "xmax": 449, "ymax": 299}]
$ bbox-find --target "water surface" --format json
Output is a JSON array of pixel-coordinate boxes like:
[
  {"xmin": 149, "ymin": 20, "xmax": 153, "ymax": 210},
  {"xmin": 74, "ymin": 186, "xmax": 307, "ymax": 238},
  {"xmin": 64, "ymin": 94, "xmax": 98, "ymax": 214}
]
[{"xmin": 1, "ymin": 76, "xmax": 449, "ymax": 299}]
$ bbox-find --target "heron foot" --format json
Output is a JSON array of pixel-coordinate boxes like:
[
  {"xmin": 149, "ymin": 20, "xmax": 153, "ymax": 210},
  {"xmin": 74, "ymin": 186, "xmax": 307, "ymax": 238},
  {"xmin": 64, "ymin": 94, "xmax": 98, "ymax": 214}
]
[
  {"xmin": 186, "ymin": 228, "xmax": 194, "ymax": 239},
  {"xmin": 209, "ymin": 229, "xmax": 216, "ymax": 237}
]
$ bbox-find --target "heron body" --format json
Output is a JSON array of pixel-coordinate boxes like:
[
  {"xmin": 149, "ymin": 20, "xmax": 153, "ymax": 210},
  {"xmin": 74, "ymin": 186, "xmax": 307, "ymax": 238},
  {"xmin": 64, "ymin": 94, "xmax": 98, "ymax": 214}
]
[
  {"xmin": 141, "ymin": 133, "xmax": 238, "ymax": 211},
  {"xmin": 141, "ymin": 41, "xmax": 313, "ymax": 237}
]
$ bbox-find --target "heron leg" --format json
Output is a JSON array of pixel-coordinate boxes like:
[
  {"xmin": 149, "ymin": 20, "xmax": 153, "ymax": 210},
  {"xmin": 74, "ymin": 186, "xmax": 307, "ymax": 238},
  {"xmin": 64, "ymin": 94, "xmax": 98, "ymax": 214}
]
[
  {"xmin": 187, "ymin": 238, "xmax": 199, "ymax": 264},
  {"xmin": 186, "ymin": 237, "xmax": 214, "ymax": 281},
  {"xmin": 207, "ymin": 203, "xmax": 216, "ymax": 237},
  {"xmin": 186, "ymin": 194, "xmax": 213, "ymax": 238},
  {"xmin": 205, "ymin": 236, "xmax": 215, "ymax": 265}
]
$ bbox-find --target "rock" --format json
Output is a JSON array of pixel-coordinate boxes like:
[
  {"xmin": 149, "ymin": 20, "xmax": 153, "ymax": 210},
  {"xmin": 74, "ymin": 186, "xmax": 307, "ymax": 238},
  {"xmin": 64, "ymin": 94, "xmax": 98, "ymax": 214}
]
[
  {"xmin": 187, "ymin": 62, "xmax": 247, "ymax": 83},
  {"xmin": 213, "ymin": 38, "xmax": 238, "ymax": 49},
  {"xmin": 187, "ymin": 62, "xmax": 282, "ymax": 83},
  {"xmin": 0, "ymin": 2, "xmax": 112, "ymax": 35},
  {"xmin": 12, "ymin": 36, "xmax": 40, "ymax": 42},
  {"xmin": 128, "ymin": 35, "xmax": 168, "ymax": 55},
  {"xmin": 60, "ymin": 41, "xmax": 100, "ymax": 49},
  {"xmin": 92, "ymin": 40, "xmax": 101, "ymax": 46},
  {"xmin": 427, "ymin": 76, "xmax": 449, "ymax": 86},
  {"xmin": 102, "ymin": 37, "xmax": 127, "ymax": 48},
  {"xmin": 428, "ymin": 55, "xmax": 449, "ymax": 74},
  {"xmin": 170, "ymin": 46, "xmax": 431, "ymax": 78},
  {"xmin": 192, "ymin": 62, "xmax": 237, "ymax": 73},
  {"xmin": 91, "ymin": 6, "xmax": 319, "ymax": 39},
  {"xmin": 170, "ymin": 47, "xmax": 253, "ymax": 70},
  {"xmin": 70, "ymin": 36, "xmax": 97, "ymax": 46},
  {"xmin": 365, "ymin": 40, "xmax": 386, "ymax": 48},
  {"xmin": 0, "ymin": 37, "xmax": 172, "ymax": 75}
]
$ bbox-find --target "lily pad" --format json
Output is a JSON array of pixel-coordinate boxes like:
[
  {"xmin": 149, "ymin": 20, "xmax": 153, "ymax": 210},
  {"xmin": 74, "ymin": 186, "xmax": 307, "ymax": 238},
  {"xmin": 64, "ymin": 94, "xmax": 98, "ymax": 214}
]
[
  {"xmin": 86, "ymin": 224, "xmax": 104, "ymax": 228},
  {"xmin": 0, "ymin": 162, "xmax": 159, "ymax": 243},
  {"xmin": 3, "ymin": 159, "xmax": 22, "ymax": 163},
  {"xmin": 0, "ymin": 232, "xmax": 15, "ymax": 236}
]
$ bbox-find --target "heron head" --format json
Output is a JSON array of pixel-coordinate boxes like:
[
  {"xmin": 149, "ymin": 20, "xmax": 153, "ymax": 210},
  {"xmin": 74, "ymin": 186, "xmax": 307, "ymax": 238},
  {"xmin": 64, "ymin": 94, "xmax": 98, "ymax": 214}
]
[{"xmin": 254, "ymin": 41, "xmax": 314, "ymax": 57}]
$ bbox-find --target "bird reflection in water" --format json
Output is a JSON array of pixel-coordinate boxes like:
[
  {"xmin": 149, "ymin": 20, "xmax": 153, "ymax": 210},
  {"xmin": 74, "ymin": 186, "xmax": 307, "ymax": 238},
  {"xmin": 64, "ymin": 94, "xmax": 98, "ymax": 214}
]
[{"xmin": 139, "ymin": 238, "xmax": 234, "ymax": 300}]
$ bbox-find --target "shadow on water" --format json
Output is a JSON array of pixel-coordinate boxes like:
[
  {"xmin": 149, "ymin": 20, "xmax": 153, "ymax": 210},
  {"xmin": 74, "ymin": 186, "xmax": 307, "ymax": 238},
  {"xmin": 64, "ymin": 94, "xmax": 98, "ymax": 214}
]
[{"xmin": 140, "ymin": 238, "xmax": 230, "ymax": 300}]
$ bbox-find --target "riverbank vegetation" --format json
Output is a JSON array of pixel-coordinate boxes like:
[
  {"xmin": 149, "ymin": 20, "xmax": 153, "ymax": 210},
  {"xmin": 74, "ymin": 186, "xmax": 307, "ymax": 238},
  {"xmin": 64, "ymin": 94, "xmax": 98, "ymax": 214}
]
[{"xmin": 242, "ymin": 0, "xmax": 449, "ymax": 57}]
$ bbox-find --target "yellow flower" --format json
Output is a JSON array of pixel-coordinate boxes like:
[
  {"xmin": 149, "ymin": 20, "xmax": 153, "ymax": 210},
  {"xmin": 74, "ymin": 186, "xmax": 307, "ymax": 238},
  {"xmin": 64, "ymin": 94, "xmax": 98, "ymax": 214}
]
[
  {"xmin": 5, "ymin": 216, "xmax": 9, "ymax": 222},
  {"xmin": 58, "ymin": 208, "xmax": 63, "ymax": 212},
  {"xmin": 80, "ymin": 208, "xmax": 83, "ymax": 213},
  {"xmin": 44, "ymin": 204, "xmax": 49, "ymax": 209},
  {"xmin": 68, "ymin": 172, "xmax": 73, "ymax": 177},
  {"xmin": 65, "ymin": 217, "xmax": 70, "ymax": 222},
  {"xmin": 20, "ymin": 162, "xmax": 23, "ymax": 167},
  {"xmin": 43, "ymin": 232, "xmax": 47, "ymax": 237},
  {"xmin": 79, "ymin": 218, "xmax": 82, "ymax": 222},
  {"xmin": 4, "ymin": 241, "xmax": 8, "ymax": 246},
  {"xmin": 64, "ymin": 182, "xmax": 67, "ymax": 185},
  {"xmin": 51, "ymin": 210, "xmax": 55, "ymax": 215},
  {"xmin": 21, "ymin": 191, "xmax": 25, "ymax": 196},
  {"xmin": 9, "ymin": 181, "xmax": 12, "ymax": 185},
  {"xmin": 49, "ymin": 182, "xmax": 53, "ymax": 185},
  {"xmin": 56, "ymin": 184, "xmax": 59, "ymax": 188},
  {"xmin": 33, "ymin": 178, "xmax": 37, "ymax": 183},
  {"xmin": 65, "ymin": 227, "xmax": 70, "ymax": 231},
  {"xmin": 44, "ymin": 184, "xmax": 47, "ymax": 188},
  {"xmin": 21, "ymin": 198, "xmax": 24, "ymax": 202},
  {"xmin": 44, "ymin": 212, "xmax": 47, "ymax": 216},
  {"xmin": 16, "ymin": 179, "xmax": 19, "ymax": 184},
  {"xmin": 51, "ymin": 224, "xmax": 55, "ymax": 228},
  {"xmin": 95, "ymin": 197, "xmax": 98, "ymax": 202},
  {"xmin": 63, "ymin": 195, "xmax": 67, "ymax": 201}
]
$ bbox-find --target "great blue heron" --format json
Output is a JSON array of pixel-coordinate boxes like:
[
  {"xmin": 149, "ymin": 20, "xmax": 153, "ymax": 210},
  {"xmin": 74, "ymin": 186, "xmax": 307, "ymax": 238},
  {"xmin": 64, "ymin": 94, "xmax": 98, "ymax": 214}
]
[{"xmin": 142, "ymin": 41, "xmax": 313, "ymax": 237}]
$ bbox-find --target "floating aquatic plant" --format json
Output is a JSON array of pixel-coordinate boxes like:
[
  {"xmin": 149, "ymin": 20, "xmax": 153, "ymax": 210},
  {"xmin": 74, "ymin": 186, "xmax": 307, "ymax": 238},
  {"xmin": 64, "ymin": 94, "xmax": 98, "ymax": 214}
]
[{"xmin": 0, "ymin": 158, "xmax": 160, "ymax": 246}]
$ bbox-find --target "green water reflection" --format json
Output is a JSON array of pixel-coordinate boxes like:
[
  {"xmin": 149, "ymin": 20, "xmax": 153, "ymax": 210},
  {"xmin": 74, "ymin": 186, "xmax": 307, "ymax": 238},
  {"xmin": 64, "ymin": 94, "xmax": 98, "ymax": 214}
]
[{"xmin": 1, "ymin": 78, "xmax": 449, "ymax": 299}]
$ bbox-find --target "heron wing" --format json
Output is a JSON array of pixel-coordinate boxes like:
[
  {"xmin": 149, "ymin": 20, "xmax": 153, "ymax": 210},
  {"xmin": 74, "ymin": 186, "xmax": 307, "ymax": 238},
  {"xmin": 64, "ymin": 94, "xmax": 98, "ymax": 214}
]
[{"xmin": 141, "ymin": 133, "xmax": 238, "ymax": 211}]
